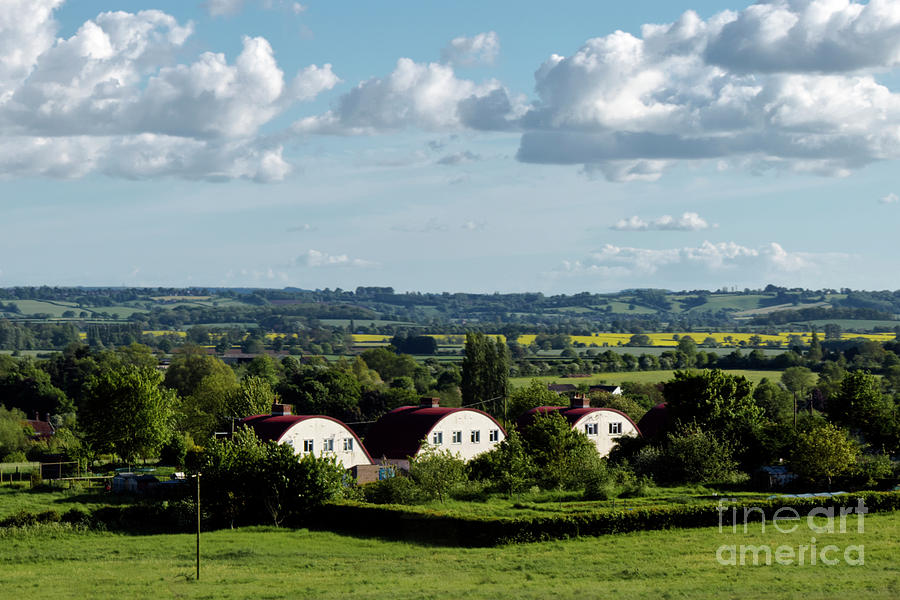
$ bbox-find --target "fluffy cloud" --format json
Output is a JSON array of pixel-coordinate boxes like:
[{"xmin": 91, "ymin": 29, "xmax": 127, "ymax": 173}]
[
  {"xmin": 299, "ymin": 249, "xmax": 377, "ymax": 268},
  {"xmin": 0, "ymin": 3, "xmax": 336, "ymax": 181},
  {"xmin": 293, "ymin": 58, "xmax": 522, "ymax": 134},
  {"xmin": 612, "ymin": 212, "xmax": 713, "ymax": 231},
  {"xmin": 558, "ymin": 241, "xmax": 849, "ymax": 287},
  {"xmin": 515, "ymin": 1, "xmax": 900, "ymax": 180},
  {"xmin": 441, "ymin": 32, "xmax": 500, "ymax": 66},
  {"xmin": 880, "ymin": 192, "xmax": 899, "ymax": 204}
]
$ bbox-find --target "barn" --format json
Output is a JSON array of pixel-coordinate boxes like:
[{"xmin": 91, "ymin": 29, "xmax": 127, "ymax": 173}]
[
  {"xmin": 517, "ymin": 394, "xmax": 641, "ymax": 458},
  {"xmin": 364, "ymin": 397, "xmax": 506, "ymax": 469},
  {"xmin": 238, "ymin": 404, "xmax": 373, "ymax": 469}
]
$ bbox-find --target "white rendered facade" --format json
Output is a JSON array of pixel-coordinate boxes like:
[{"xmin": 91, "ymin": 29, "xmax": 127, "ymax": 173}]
[
  {"xmin": 277, "ymin": 417, "xmax": 372, "ymax": 468},
  {"xmin": 572, "ymin": 410, "xmax": 639, "ymax": 457},
  {"xmin": 422, "ymin": 411, "xmax": 505, "ymax": 462}
]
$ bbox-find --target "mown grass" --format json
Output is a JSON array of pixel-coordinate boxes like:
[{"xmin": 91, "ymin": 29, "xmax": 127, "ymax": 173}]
[
  {"xmin": 510, "ymin": 370, "xmax": 782, "ymax": 389},
  {"xmin": 0, "ymin": 484, "xmax": 135, "ymax": 519},
  {"xmin": 2, "ymin": 511, "xmax": 899, "ymax": 599}
]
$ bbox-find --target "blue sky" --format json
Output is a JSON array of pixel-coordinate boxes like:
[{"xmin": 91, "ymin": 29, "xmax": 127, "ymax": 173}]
[{"xmin": 2, "ymin": 0, "xmax": 899, "ymax": 293}]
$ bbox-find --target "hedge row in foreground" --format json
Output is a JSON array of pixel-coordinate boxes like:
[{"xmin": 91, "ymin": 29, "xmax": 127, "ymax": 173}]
[
  {"xmin": 4, "ymin": 492, "xmax": 899, "ymax": 545},
  {"xmin": 314, "ymin": 491, "xmax": 900, "ymax": 546}
]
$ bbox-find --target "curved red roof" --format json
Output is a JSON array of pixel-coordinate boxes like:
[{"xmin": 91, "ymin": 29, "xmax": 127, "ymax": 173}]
[
  {"xmin": 364, "ymin": 406, "xmax": 506, "ymax": 460},
  {"xmin": 237, "ymin": 414, "xmax": 373, "ymax": 463},
  {"xmin": 636, "ymin": 402, "xmax": 669, "ymax": 439},
  {"xmin": 517, "ymin": 406, "xmax": 642, "ymax": 436}
]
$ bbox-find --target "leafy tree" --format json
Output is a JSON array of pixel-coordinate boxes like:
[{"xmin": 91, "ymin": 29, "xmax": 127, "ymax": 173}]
[
  {"xmin": 791, "ymin": 422, "xmax": 859, "ymax": 487},
  {"xmin": 507, "ymin": 379, "xmax": 561, "ymax": 421},
  {"xmin": 0, "ymin": 357, "xmax": 71, "ymax": 416},
  {"xmin": 826, "ymin": 371, "xmax": 897, "ymax": 451},
  {"xmin": 228, "ymin": 376, "xmax": 276, "ymax": 419},
  {"xmin": 519, "ymin": 411, "xmax": 601, "ymax": 490},
  {"xmin": 468, "ymin": 429, "xmax": 534, "ymax": 495},
  {"xmin": 408, "ymin": 444, "xmax": 467, "ymax": 503},
  {"xmin": 461, "ymin": 332, "xmax": 509, "ymax": 416},
  {"xmin": 663, "ymin": 369, "xmax": 762, "ymax": 445},
  {"xmin": 244, "ymin": 354, "xmax": 282, "ymax": 387},
  {"xmin": 81, "ymin": 364, "xmax": 176, "ymax": 463},
  {"xmin": 662, "ymin": 424, "xmax": 738, "ymax": 483},
  {"xmin": 164, "ymin": 345, "xmax": 236, "ymax": 398},
  {"xmin": 0, "ymin": 405, "xmax": 30, "ymax": 460},
  {"xmin": 179, "ymin": 367, "xmax": 241, "ymax": 441},
  {"xmin": 781, "ymin": 366, "xmax": 816, "ymax": 411},
  {"xmin": 753, "ymin": 378, "xmax": 793, "ymax": 422},
  {"xmin": 201, "ymin": 427, "xmax": 345, "ymax": 527},
  {"xmin": 626, "ymin": 334, "xmax": 651, "ymax": 347}
]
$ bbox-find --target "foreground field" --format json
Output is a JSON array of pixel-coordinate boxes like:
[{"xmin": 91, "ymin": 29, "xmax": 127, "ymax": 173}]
[{"xmin": 2, "ymin": 511, "xmax": 899, "ymax": 599}]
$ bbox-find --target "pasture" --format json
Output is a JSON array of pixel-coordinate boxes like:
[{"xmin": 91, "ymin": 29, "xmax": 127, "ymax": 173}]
[
  {"xmin": 509, "ymin": 370, "xmax": 782, "ymax": 389},
  {"xmin": 2, "ymin": 510, "xmax": 898, "ymax": 599}
]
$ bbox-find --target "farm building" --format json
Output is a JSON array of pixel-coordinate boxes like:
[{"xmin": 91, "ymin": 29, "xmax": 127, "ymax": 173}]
[
  {"xmin": 364, "ymin": 397, "xmax": 506, "ymax": 469},
  {"xmin": 517, "ymin": 394, "xmax": 641, "ymax": 458},
  {"xmin": 238, "ymin": 404, "xmax": 373, "ymax": 469},
  {"xmin": 636, "ymin": 402, "xmax": 670, "ymax": 439}
]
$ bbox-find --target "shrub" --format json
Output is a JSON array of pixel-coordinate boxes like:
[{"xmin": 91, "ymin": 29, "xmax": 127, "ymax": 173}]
[
  {"xmin": 661, "ymin": 424, "xmax": 738, "ymax": 484},
  {"xmin": 362, "ymin": 475, "xmax": 422, "ymax": 505},
  {"xmin": 409, "ymin": 445, "xmax": 467, "ymax": 503}
]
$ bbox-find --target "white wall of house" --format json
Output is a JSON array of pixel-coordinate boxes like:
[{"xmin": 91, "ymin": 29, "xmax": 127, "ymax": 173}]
[
  {"xmin": 278, "ymin": 418, "xmax": 372, "ymax": 468},
  {"xmin": 423, "ymin": 411, "xmax": 505, "ymax": 462},
  {"xmin": 572, "ymin": 410, "xmax": 639, "ymax": 457}
]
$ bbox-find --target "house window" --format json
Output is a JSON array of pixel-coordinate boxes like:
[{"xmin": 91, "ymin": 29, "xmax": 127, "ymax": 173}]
[
  {"xmin": 432, "ymin": 431, "xmax": 443, "ymax": 445},
  {"xmin": 303, "ymin": 439, "xmax": 314, "ymax": 452},
  {"xmin": 470, "ymin": 430, "xmax": 480, "ymax": 443},
  {"xmin": 323, "ymin": 439, "xmax": 334, "ymax": 452},
  {"xmin": 609, "ymin": 422, "xmax": 623, "ymax": 435},
  {"xmin": 452, "ymin": 431, "xmax": 462, "ymax": 444},
  {"xmin": 343, "ymin": 438, "xmax": 354, "ymax": 451},
  {"xmin": 489, "ymin": 429, "xmax": 499, "ymax": 442},
  {"xmin": 585, "ymin": 423, "xmax": 598, "ymax": 436}
]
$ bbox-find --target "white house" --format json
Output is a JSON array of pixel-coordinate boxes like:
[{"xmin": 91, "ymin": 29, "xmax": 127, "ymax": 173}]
[
  {"xmin": 517, "ymin": 395, "xmax": 641, "ymax": 458},
  {"xmin": 364, "ymin": 397, "xmax": 506, "ymax": 469},
  {"xmin": 238, "ymin": 404, "xmax": 373, "ymax": 468}
]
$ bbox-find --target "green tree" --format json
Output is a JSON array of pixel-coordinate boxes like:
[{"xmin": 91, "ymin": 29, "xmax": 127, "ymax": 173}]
[
  {"xmin": 507, "ymin": 379, "xmax": 561, "ymax": 421},
  {"xmin": 781, "ymin": 366, "xmax": 816, "ymax": 409},
  {"xmin": 408, "ymin": 444, "xmax": 467, "ymax": 503},
  {"xmin": 662, "ymin": 424, "xmax": 738, "ymax": 483},
  {"xmin": 468, "ymin": 429, "xmax": 534, "ymax": 496},
  {"xmin": 461, "ymin": 332, "xmax": 509, "ymax": 416},
  {"xmin": 791, "ymin": 422, "xmax": 859, "ymax": 487},
  {"xmin": 663, "ymin": 369, "xmax": 762, "ymax": 446},
  {"xmin": 81, "ymin": 364, "xmax": 176, "ymax": 463},
  {"xmin": 519, "ymin": 411, "xmax": 601, "ymax": 490},
  {"xmin": 826, "ymin": 371, "xmax": 896, "ymax": 450},
  {"xmin": 0, "ymin": 405, "xmax": 30, "ymax": 460},
  {"xmin": 753, "ymin": 378, "xmax": 793, "ymax": 422}
]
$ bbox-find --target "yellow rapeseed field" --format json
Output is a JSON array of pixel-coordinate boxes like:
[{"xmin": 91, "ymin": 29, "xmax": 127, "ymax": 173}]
[{"xmin": 351, "ymin": 331, "xmax": 895, "ymax": 348}]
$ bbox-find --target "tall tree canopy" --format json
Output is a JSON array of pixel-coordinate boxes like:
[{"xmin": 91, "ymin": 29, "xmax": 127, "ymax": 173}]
[
  {"xmin": 461, "ymin": 332, "xmax": 509, "ymax": 416},
  {"xmin": 81, "ymin": 364, "xmax": 176, "ymax": 462}
]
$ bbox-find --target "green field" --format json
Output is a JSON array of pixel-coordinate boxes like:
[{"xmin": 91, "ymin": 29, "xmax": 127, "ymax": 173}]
[
  {"xmin": 510, "ymin": 369, "xmax": 782, "ymax": 389},
  {"xmin": 1, "ymin": 510, "xmax": 898, "ymax": 599},
  {"xmin": 791, "ymin": 320, "xmax": 900, "ymax": 333}
]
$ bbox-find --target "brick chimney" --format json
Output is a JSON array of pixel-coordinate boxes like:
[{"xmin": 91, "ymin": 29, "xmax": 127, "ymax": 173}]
[
  {"xmin": 271, "ymin": 403, "xmax": 292, "ymax": 416},
  {"xmin": 570, "ymin": 393, "xmax": 590, "ymax": 409},
  {"xmin": 419, "ymin": 397, "xmax": 440, "ymax": 408}
]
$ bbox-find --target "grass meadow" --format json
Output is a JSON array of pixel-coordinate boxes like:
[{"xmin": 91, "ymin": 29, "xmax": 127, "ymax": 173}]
[
  {"xmin": 2, "ymin": 511, "xmax": 899, "ymax": 599},
  {"xmin": 509, "ymin": 370, "xmax": 782, "ymax": 389}
]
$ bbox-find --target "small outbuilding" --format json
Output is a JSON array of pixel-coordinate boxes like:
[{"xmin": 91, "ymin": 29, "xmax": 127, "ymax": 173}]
[
  {"xmin": 517, "ymin": 394, "xmax": 641, "ymax": 458},
  {"xmin": 364, "ymin": 397, "xmax": 506, "ymax": 469},
  {"xmin": 238, "ymin": 404, "xmax": 373, "ymax": 469}
]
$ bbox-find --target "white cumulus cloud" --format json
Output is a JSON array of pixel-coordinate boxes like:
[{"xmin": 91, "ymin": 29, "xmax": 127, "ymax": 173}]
[
  {"xmin": 514, "ymin": 1, "xmax": 900, "ymax": 180},
  {"xmin": 0, "ymin": 3, "xmax": 337, "ymax": 181},
  {"xmin": 612, "ymin": 212, "xmax": 713, "ymax": 231},
  {"xmin": 557, "ymin": 240, "xmax": 850, "ymax": 288},
  {"xmin": 299, "ymin": 249, "xmax": 377, "ymax": 268},
  {"xmin": 880, "ymin": 192, "xmax": 899, "ymax": 204},
  {"xmin": 441, "ymin": 31, "xmax": 500, "ymax": 66},
  {"xmin": 293, "ymin": 57, "xmax": 523, "ymax": 134}
]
